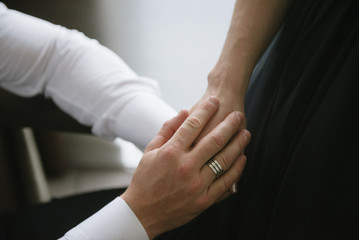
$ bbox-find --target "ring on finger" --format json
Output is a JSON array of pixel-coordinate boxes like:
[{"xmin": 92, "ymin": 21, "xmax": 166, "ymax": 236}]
[{"xmin": 206, "ymin": 159, "xmax": 224, "ymax": 178}]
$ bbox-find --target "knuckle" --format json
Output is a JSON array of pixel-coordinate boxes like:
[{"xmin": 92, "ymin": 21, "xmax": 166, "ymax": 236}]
[
  {"xmin": 158, "ymin": 144, "xmax": 180, "ymax": 160},
  {"xmin": 201, "ymin": 100, "xmax": 215, "ymax": 113},
  {"xmin": 186, "ymin": 116, "xmax": 202, "ymax": 130},
  {"xmin": 218, "ymin": 152, "xmax": 231, "ymax": 170},
  {"xmin": 211, "ymin": 134, "xmax": 225, "ymax": 149},
  {"xmin": 177, "ymin": 162, "xmax": 192, "ymax": 179}
]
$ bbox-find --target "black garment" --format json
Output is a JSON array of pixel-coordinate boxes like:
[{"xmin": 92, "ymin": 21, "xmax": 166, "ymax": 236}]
[
  {"xmin": 0, "ymin": 188, "xmax": 124, "ymax": 240},
  {"xmin": 158, "ymin": 0, "xmax": 359, "ymax": 239},
  {"xmin": 2, "ymin": 1, "xmax": 359, "ymax": 240}
]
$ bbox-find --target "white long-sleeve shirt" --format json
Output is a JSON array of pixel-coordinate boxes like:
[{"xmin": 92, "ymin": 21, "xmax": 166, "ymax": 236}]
[
  {"xmin": 61, "ymin": 198, "xmax": 149, "ymax": 240},
  {"xmin": 0, "ymin": 2, "xmax": 177, "ymax": 239}
]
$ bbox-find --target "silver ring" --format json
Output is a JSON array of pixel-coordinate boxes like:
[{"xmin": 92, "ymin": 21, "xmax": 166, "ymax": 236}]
[{"xmin": 206, "ymin": 159, "xmax": 224, "ymax": 178}]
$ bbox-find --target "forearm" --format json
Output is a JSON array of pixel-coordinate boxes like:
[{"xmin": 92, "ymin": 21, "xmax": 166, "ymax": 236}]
[
  {"xmin": 0, "ymin": 4, "xmax": 176, "ymax": 148},
  {"xmin": 208, "ymin": 0, "xmax": 292, "ymax": 103}
]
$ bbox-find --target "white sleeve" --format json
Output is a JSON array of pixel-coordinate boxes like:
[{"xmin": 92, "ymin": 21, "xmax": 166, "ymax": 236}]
[
  {"xmin": 59, "ymin": 197, "xmax": 149, "ymax": 240},
  {"xmin": 0, "ymin": 3, "xmax": 176, "ymax": 149}
]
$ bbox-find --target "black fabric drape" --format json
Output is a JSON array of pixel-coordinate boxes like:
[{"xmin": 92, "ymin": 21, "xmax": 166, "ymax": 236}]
[{"xmin": 158, "ymin": 0, "xmax": 359, "ymax": 239}]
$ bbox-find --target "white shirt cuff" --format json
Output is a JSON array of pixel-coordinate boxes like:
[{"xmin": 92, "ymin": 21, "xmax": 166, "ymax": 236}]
[
  {"xmin": 92, "ymin": 92, "xmax": 177, "ymax": 150},
  {"xmin": 60, "ymin": 197, "xmax": 149, "ymax": 240}
]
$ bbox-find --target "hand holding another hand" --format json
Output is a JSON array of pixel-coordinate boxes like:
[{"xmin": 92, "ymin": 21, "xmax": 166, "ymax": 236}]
[{"xmin": 121, "ymin": 96, "xmax": 250, "ymax": 239}]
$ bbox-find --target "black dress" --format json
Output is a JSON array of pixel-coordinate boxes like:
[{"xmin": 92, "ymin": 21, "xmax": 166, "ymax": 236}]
[
  {"xmin": 158, "ymin": 0, "xmax": 359, "ymax": 239},
  {"xmin": 2, "ymin": 1, "xmax": 358, "ymax": 239}
]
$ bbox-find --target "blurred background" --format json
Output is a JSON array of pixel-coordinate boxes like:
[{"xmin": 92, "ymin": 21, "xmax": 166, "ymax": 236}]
[
  {"xmin": 0, "ymin": 0, "xmax": 236, "ymax": 211},
  {"xmin": 5, "ymin": 0, "xmax": 236, "ymax": 110}
]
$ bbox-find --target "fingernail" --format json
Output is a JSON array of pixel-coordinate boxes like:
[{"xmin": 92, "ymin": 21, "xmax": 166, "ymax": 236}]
[
  {"xmin": 236, "ymin": 111, "xmax": 242, "ymax": 120},
  {"xmin": 243, "ymin": 130, "xmax": 251, "ymax": 142},
  {"xmin": 231, "ymin": 183, "xmax": 238, "ymax": 194},
  {"xmin": 208, "ymin": 96, "xmax": 219, "ymax": 105}
]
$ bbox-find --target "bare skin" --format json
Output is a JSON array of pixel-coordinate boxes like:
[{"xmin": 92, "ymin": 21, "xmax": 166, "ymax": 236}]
[
  {"xmin": 121, "ymin": 97, "xmax": 250, "ymax": 239},
  {"xmin": 122, "ymin": 1, "xmax": 293, "ymax": 238},
  {"xmin": 191, "ymin": 0, "xmax": 292, "ymax": 140}
]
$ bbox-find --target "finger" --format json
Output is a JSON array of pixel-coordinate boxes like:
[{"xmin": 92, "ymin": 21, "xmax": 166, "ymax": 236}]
[
  {"xmin": 170, "ymin": 97, "xmax": 219, "ymax": 149},
  {"xmin": 201, "ymin": 129, "xmax": 250, "ymax": 181},
  {"xmin": 207, "ymin": 155, "xmax": 247, "ymax": 202},
  {"xmin": 194, "ymin": 111, "xmax": 245, "ymax": 167},
  {"xmin": 145, "ymin": 110, "xmax": 189, "ymax": 152}
]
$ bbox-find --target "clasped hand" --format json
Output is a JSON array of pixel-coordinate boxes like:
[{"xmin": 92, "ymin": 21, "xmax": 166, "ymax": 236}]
[{"xmin": 121, "ymin": 96, "xmax": 250, "ymax": 239}]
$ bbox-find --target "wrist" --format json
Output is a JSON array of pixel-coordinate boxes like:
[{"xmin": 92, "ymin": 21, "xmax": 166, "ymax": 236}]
[
  {"xmin": 207, "ymin": 62, "xmax": 250, "ymax": 104},
  {"xmin": 121, "ymin": 192, "xmax": 162, "ymax": 240}
]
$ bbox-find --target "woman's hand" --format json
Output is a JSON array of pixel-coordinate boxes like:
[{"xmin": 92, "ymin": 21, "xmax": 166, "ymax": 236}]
[
  {"xmin": 191, "ymin": 91, "xmax": 245, "ymax": 138},
  {"xmin": 121, "ymin": 96, "xmax": 250, "ymax": 239},
  {"xmin": 188, "ymin": 0, "xmax": 292, "ymax": 142}
]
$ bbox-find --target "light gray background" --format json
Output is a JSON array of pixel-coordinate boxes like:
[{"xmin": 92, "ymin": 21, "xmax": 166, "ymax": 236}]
[
  {"xmin": 7, "ymin": 0, "xmax": 236, "ymax": 110},
  {"xmin": 90, "ymin": 0, "xmax": 236, "ymax": 110},
  {"xmin": 93, "ymin": 0, "xmax": 236, "ymax": 110}
]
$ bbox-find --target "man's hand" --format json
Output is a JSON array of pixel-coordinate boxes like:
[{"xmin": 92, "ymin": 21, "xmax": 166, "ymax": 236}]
[{"xmin": 121, "ymin": 96, "xmax": 250, "ymax": 239}]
